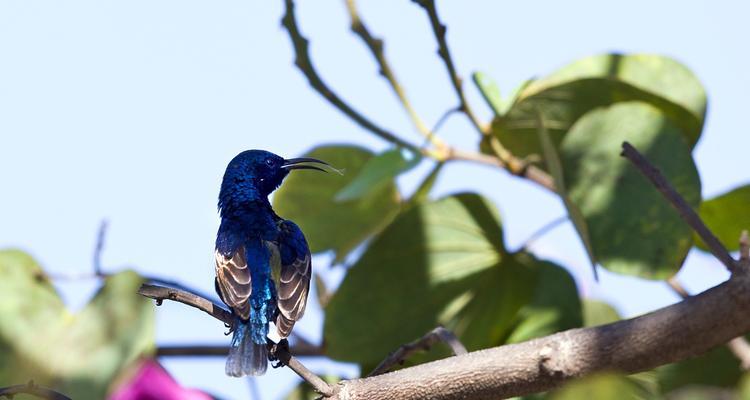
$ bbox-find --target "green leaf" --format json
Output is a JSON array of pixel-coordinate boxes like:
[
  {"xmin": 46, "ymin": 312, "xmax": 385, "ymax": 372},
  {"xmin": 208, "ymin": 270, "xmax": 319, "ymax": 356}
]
[
  {"xmin": 273, "ymin": 145, "xmax": 401, "ymax": 260},
  {"xmin": 697, "ymin": 184, "xmax": 750, "ymax": 252},
  {"xmin": 561, "ymin": 102, "xmax": 701, "ymax": 279},
  {"xmin": 656, "ymin": 346, "xmax": 743, "ymax": 394},
  {"xmin": 550, "ymin": 373, "xmax": 659, "ymax": 400},
  {"xmin": 0, "ymin": 250, "xmax": 154, "ymax": 400},
  {"xmin": 473, "ymin": 72, "xmax": 504, "ymax": 116},
  {"xmin": 505, "ymin": 259, "xmax": 582, "ymax": 343},
  {"xmin": 490, "ymin": 53, "xmax": 707, "ymax": 161},
  {"xmin": 324, "ymin": 193, "xmax": 522, "ymax": 364},
  {"xmin": 535, "ymin": 109, "xmax": 597, "ymax": 279},
  {"xmin": 582, "ymin": 299, "xmax": 621, "ymax": 327},
  {"xmin": 335, "ymin": 148, "xmax": 421, "ymax": 202}
]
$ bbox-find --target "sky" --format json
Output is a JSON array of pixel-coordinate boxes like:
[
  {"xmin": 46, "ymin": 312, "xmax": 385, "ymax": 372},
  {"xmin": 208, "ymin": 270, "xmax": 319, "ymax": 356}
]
[{"xmin": 1, "ymin": 1, "xmax": 749, "ymax": 399}]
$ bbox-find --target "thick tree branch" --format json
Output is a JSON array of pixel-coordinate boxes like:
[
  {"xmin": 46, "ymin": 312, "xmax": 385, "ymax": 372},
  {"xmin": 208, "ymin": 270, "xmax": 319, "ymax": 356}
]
[
  {"xmin": 0, "ymin": 381, "xmax": 71, "ymax": 400},
  {"xmin": 368, "ymin": 326, "xmax": 467, "ymax": 377},
  {"xmin": 334, "ymin": 269, "xmax": 750, "ymax": 399},
  {"xmin": 621, "ymin": 142, "xmax": 737, "ymax": 272},
  {"xmin": 137, "ymin": 284, "xmax": 334, "ymax": 397},
  {"xmin": 667, "ymin": 277, "xmax": 750, "ymax": 369}
]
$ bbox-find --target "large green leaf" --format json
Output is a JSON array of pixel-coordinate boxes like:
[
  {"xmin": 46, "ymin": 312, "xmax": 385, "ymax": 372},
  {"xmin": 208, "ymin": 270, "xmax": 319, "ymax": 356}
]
[
  {"xmin": 0, "ymin": 250, "xmax": 154, "ymax": 400},
  {"xmin": 489, "ymin": 53, "xmax": 706, "ymax": 161},
  {"xmin": 324, "ymin": 193, "xmax": 526, "ymax": 364},
  {"xmin": 561, "ymin": 102, "xmax": 701, "ymax": 279},
  {"xmin": 273, "ymin": 145, "xmax": 401, "ymax": 260},
  {"xmin": 504, "ymin": 259, "xmax": 582, "ymax": 344},
  {"xmin": 697, "ymin": 184, "xmax": 750, "ymax": 252}
]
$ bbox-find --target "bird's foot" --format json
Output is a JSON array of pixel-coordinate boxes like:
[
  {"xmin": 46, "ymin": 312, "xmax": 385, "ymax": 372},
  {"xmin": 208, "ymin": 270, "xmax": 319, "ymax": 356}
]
[
  {"xmin": 267, "ymin": 338, "xmax": 290, "ymax": 369},
  {"xmin": 224, "ymin": 322, "xmax": 234, "ymax": 336}
]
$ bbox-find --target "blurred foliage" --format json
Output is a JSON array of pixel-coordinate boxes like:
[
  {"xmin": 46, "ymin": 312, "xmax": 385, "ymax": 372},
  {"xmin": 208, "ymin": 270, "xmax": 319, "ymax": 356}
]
[
  {"xmin": 582, "ymin": 299, "xmax": 621, "ymax": 327},
  {"xmin": 0, "ymin": 250, "xmax": 154, "ymax": 399},
  {"xmin": 283, "ymin": 375, "xmax": 341, "ymax": 400},
  {"xmin": 697, "ymin": 184, "xmax": 750, "ymax": 252},
  {"xmin": 547, "ymin": 373, "xmax": 660, "ymax": 400}
]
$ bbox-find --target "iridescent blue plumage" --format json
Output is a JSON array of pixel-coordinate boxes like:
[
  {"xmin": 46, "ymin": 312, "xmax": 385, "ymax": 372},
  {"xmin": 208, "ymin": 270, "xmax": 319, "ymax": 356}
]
[{"xmin": 215, "ymin": 150, "xmax": 323, "ymax": 377}]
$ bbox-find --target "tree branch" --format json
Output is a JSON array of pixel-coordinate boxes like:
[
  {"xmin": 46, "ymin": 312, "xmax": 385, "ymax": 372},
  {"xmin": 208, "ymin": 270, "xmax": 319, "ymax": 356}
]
[
  {"xmin": 333, "ymin": 269, "xmax": 750, "ymax": 399},
  {"xmin": 0, "ymin": 381, "xmax": 71, "ymax": 400},
  {"xmin": 280, "ymin": 0, "xmax": 421, "ymax": 154},
  {"xmin": 368, "ymin": 326, "xmax": 467, "ymax": 377},
  {"xmin": 156, "ymin": 340, "xmax": 324, "ymax": 358},
  {"xmin": 667, "ymin": 277, "xmax": 750, "ymax": 369},
  {"xmin": 412, "ymin": 0, "xmax": 485, "ymax": 134},
  {"xmin": 344, "ymin": 0, "xmax": 446, "ymax": 151},
  {"xmin": 137, "ymin": 284, "xmax": 334, "ymax": 397},
  {"xmin": 621, "ymin": 141, "xmax": 737, "ymax": 272}
]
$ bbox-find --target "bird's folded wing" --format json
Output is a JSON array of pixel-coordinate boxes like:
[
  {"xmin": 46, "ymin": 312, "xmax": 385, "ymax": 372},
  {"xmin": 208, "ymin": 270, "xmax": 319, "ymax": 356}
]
[
  {"xmin": 275, "ymin": 220, "xmax": 312, "ymax": 339},
  {"xmin": 215, "ymin": 247, "xmax": 251, "ymax": 320}
]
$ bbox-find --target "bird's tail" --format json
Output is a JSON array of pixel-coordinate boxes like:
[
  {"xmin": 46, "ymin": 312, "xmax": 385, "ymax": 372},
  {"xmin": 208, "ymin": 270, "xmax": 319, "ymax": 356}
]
[{"xmin": 226, "ymin": 317, "xmax": 268, "ymax": 377}]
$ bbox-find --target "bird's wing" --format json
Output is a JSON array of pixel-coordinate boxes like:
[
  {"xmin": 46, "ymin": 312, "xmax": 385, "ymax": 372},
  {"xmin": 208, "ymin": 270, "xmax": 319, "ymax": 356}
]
[
  {"xmin": 274, "ymin": 220, "xmax": 312, "ymax": 339},
  {"xmin": 214, "ymin": 247, "xmax": 251, "ymax": 320}
]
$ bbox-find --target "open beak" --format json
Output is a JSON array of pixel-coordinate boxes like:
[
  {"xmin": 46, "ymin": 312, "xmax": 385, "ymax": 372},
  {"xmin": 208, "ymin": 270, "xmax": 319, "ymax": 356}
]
[{"xmin": 281, "ymin": 157, "xmax": 331, "ymax": 173}]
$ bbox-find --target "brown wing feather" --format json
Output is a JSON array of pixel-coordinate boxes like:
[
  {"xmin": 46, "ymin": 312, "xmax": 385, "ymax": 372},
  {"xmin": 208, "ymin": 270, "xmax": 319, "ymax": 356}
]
[
  {"xmin": 274, "ymin": 222, "xmax": 312, "ymax": 339},
  {"xmin": 214, "ymin": 247, "xmax": 251, "ymax": 320}
]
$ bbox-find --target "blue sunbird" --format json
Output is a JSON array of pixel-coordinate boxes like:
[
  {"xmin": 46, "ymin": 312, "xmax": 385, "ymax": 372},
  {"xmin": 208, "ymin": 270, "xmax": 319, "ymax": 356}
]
[{"xmin": 215, "ymin": 150, "xmax": 328, "ymax": 376}]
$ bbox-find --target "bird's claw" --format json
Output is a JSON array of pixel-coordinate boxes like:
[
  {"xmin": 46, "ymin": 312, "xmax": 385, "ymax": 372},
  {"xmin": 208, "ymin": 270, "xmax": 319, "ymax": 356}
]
[
  {"xmin": 267, "ymin": 338, "xmax": 290, "ymax": 368},
  {"xmin": 224, "ymin": 322, "xmax": 234, "ymax": 336}
]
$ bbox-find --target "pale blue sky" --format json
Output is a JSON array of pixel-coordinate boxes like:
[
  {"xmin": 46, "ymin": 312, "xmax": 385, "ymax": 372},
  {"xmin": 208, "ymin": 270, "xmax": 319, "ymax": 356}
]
[{"xmin": 1, "ymin": 1, "xmax": 748, "ymax": 399}]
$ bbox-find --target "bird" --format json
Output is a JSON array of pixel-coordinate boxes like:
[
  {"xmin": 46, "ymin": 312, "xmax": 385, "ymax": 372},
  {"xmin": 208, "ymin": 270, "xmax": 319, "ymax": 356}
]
[{"xmin": 214, "ymin": 149, "xmax": 329, "ymax": 377}]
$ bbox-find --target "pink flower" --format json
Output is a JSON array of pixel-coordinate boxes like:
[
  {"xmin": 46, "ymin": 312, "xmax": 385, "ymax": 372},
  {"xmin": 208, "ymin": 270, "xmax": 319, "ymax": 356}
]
[{"xmin": 109, "ymin": 359, "xmax": 213, "ymax": 400}]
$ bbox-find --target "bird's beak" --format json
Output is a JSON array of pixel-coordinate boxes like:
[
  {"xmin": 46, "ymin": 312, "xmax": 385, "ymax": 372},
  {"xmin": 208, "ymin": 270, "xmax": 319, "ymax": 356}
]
[{"xmin": 281, "ymin": 157, "xmax": 331, "ymax": 173}]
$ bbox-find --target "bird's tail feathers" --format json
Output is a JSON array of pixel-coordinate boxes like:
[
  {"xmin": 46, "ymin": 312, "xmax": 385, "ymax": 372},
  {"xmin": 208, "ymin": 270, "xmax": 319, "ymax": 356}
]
[{"xmin": 226, "ymin": 318, "xmax": 268, "ymax": 377}]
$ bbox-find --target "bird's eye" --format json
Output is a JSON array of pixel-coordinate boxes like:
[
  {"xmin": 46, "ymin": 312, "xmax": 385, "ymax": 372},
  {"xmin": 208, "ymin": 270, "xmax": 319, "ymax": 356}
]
[{"xmin": 265, "ymin": 159, "xmax": 274, "ymax": 167}]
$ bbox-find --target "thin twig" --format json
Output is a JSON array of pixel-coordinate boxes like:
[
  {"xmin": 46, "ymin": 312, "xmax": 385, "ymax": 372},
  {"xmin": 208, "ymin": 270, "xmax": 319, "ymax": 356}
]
[
  {"xmin": 281, "ymin": 0, "xmax": 421, "ymax": 155},
  {"xmin": 521, "ymin": 216, "xmax": 568, "ymax": 250},
  {"xmin": 0, "ymin": 381, "xmax": 71, "ymax": 400},
  {"xmin": 620, "ymin": 142, "xmax": 737, "ymax": 272},
  {"xmin": 139, "ymin": 284, "xmax": 233, "ymax": 325},
  {"xmin": 93, "ymin": 220, "xmax": 108, "ymax": 276},
  {"xmin": 447, "ymin": 147, "xmax": 556, "ymax": 191},
  {"xmin": 344, "ymin": 0, "xmax": 446, "ymax": 151},
  {"xmin": 665, "ymin": 277, "xmax": 750, "ymax": 369},
  {"xmin": 367, "ymin": 326, "xmax": 467, "ymax": 377},
  {"xmin": 430, "ymin": 106, "xmax": 460, "ymax": 136},
  {"xmin": 138, "ymin": 284, "xmax": 335, "ymax": 397},
  {"xmin": 281, "ymin": 0, "xmax": 557, "ymax": 192},
  {"xmin": 412, "ymin": 0, "xmax": 485, "ymax": 134}
]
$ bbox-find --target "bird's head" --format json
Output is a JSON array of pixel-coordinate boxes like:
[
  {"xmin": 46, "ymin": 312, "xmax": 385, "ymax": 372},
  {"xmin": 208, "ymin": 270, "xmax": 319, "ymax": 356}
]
[{"xmin": 219, "ymin": 150, "xmax": 329, "ymax": 207}]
